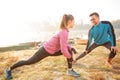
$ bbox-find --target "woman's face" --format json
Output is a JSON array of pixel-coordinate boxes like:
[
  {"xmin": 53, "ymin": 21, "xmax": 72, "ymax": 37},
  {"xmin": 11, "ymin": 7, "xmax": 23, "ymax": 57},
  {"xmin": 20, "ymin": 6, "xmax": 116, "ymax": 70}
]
[{"xmin": 68, "ymin": 20, "xmax": 75, "ymax": 28}]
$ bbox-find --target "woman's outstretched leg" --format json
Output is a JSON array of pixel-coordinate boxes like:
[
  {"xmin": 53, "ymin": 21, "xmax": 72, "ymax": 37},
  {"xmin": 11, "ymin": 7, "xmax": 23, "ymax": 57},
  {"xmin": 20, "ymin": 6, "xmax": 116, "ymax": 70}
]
[
  {"xmin": 10, "ymin": 47, "xmax": 49, "ymax": 70},
  {"xmin": 5, "ymin": 46, "xmax": 50, "ymax": 79}
]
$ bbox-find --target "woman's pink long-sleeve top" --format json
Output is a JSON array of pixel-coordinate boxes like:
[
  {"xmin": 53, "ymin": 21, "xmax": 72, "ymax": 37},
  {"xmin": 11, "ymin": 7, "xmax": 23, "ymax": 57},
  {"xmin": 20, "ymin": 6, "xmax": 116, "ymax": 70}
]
[{"xmin": 43, "ymin": 29, "xmax": 72, "ymax": 59}]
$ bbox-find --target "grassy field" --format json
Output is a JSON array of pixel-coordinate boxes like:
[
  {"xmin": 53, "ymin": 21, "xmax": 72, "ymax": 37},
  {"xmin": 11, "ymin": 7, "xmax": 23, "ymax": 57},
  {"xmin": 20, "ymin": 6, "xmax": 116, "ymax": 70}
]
[{"xmin": 0, "ymin": 42, "xmax": 120, "ymax": 80}]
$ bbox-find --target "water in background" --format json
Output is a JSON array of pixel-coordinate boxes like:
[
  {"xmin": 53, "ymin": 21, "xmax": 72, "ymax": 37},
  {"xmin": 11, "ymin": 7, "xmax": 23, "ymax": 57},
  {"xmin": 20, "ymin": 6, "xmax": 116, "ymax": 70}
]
[{"xmin": 0, "ymin": 29, "xmax": 119, "ymax": 47}]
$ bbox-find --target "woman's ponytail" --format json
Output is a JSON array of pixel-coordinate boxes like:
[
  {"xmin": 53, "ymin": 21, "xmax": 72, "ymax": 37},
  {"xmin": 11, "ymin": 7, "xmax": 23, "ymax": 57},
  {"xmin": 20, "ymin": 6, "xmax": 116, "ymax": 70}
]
[{"xmin": 60, "ymin": 14, "xmax": 74, "ymax": 29}]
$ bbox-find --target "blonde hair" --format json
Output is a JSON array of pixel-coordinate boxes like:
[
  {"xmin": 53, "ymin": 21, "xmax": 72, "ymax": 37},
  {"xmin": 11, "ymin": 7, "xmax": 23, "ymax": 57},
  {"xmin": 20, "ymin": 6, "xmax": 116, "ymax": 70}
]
[{"xmin": 60, "ymin": 14, "xmax": 74, "ymax": 29}]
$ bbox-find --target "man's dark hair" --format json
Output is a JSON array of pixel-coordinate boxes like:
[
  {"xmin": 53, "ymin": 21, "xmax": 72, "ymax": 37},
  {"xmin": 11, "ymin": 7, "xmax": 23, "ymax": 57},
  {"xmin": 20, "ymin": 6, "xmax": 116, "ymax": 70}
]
[{"xmin": 89, "ymin": 12, "xmax": 99, "ymax": 17}]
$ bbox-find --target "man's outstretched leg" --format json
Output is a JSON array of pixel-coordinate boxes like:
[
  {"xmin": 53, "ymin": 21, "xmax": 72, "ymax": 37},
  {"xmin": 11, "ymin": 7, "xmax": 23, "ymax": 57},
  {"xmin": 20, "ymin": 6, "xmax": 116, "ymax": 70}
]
[{"xmin": 74, "ymin": 43, "xmax": 99, "ymax": 63}]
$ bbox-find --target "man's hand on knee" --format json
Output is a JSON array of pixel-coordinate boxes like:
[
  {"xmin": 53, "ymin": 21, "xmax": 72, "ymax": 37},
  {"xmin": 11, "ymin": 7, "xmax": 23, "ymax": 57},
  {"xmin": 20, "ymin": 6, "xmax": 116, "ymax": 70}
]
[{"xmin": 111, "ymin": 46, "xmax": 118, "ymax": 53}]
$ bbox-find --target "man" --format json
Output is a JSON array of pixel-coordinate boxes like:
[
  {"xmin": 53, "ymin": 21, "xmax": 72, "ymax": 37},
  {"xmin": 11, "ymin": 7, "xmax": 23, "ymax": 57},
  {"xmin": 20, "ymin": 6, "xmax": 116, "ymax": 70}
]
[{"xmin": 73, "ymin": 12, "xmax": 118, "ymax": 68}]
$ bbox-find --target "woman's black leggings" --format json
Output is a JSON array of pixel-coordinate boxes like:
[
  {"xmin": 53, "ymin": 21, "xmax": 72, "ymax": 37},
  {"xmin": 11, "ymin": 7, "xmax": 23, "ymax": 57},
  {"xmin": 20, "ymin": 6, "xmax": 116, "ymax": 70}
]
[{"xmin": 10, "ymin": 46, "xmax": 73, "ymax": 70}]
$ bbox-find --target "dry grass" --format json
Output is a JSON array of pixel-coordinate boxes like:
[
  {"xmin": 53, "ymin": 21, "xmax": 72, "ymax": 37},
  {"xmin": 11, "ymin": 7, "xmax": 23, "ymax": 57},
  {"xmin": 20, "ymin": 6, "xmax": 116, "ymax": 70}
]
[{"xmin": 0, "ymin": 42, "xmax": 120, "ymax": 80}]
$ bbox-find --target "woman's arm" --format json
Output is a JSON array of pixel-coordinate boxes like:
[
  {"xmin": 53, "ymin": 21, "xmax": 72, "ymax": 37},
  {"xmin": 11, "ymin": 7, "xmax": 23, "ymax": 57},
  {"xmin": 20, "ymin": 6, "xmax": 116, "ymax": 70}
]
[{"xmin": 59, "ymin": 30, "xmax": 72, "ymax": 59}]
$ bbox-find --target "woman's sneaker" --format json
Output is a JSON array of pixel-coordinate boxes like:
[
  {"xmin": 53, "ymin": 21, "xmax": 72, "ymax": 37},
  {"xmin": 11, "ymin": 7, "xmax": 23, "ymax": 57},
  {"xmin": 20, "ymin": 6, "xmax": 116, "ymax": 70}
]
[
  {"xmin": 5, "ymin": 68, "xmax": 13, "ymax": 80},
  {"xmin": 67, "ymin": 69, "xmax": 80, "ymax": 77}
]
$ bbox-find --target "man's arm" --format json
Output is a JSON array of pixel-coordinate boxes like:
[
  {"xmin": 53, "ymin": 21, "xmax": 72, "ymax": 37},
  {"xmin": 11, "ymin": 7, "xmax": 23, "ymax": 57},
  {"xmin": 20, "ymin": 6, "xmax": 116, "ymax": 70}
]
[
  {"xmin": 72, "ymin": 27, "xmax": 94, "ymax": 64},
  {"xmin": 108, "ymin": 21, "xmax": 116, "ymax": 46},
  {"xmin": 102, "ymin": 21, "xmax": 116, "ymax": 46},
  {"xmin": 102, "ymin": 21, "xmax": 117, "ymax": 53},
  {"xmin": 59, "ymin": 30, "xmax": 71, "ymax": 59},
  {"xmin": 107, "ymin": 21, "xmax": 118, "ymax": 53},
  {"xmin": 85, "ymin": 27, "xmax": 94, "ymax": 50}
]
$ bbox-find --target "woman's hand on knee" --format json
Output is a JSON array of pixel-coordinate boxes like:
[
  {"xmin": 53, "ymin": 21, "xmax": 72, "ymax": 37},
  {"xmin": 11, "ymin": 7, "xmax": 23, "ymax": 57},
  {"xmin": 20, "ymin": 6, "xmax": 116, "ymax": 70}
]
[{"xmin": 71, "ymin": 48, "xmax": 78, "ymax": 54}]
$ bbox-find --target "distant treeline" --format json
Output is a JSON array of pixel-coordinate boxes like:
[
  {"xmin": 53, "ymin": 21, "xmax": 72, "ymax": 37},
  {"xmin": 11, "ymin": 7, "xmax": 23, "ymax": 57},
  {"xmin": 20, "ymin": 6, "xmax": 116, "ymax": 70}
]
[
  {"xmin": 112, "ymin": 19, "xmax": 120, "ymax": 29},
  {"xmin": 74, "ymin": 19, "xmax": 120, "ymax": 31},
  {"xmin": 31, "ymin": 19, "xmax": 120, "ymax": 32},
  {"xmin": 31, "ymin": 19, "xmax": 120, "ymax": 39}
]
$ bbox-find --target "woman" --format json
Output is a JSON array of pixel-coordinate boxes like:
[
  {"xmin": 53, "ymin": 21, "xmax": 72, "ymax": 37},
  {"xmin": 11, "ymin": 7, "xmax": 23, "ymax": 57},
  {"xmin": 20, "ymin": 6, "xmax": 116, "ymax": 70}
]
[{"xmin": 5, "ymin": 14, "xmax": 80, "ymax": 79}]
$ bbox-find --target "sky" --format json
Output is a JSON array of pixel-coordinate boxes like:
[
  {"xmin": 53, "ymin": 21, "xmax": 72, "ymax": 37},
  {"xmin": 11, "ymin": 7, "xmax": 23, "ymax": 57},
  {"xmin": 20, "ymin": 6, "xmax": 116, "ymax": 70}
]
[{"xmin": 0, "ymin": 0, "xmax": 120, "ymax": 47}]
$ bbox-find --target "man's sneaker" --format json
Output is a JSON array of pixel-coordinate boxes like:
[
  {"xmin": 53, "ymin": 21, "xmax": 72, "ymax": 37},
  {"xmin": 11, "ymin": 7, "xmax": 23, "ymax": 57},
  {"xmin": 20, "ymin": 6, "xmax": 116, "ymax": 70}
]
[
  {"xmin": 67, "ymin": 69, "xmax": 80, "ymax": 77},
  {"xmin": 5, "ymin": 68, "xmax": 13, "ymax": 80}
]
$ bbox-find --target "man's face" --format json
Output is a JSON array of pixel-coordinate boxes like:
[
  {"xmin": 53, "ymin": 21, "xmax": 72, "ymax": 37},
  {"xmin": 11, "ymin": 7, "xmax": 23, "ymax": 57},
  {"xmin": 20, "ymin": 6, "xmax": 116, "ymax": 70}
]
[{"xmin": 90, "ymin": 15, "xmax": 100, "ymax": 25}]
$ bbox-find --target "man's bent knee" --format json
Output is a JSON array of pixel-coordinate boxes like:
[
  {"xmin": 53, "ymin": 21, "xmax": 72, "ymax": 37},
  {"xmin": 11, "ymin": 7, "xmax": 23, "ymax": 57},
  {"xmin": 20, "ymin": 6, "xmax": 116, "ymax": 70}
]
[{"xmin": 109, "ymin": 52, "xmax": 116, "ymax": 58}]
